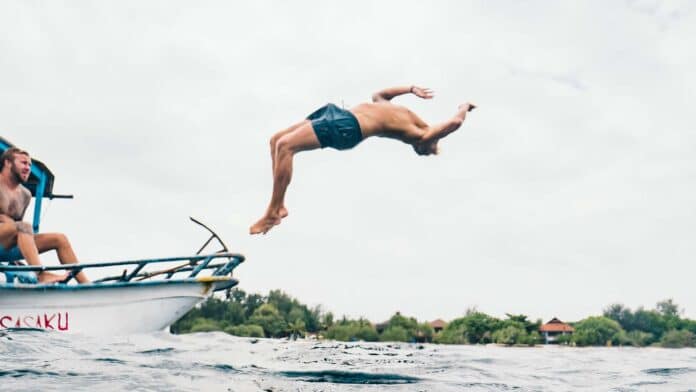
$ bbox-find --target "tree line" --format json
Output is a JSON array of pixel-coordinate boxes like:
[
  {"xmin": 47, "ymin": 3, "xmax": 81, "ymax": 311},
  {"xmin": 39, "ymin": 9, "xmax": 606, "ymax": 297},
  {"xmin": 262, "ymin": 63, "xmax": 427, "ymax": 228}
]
[{"xmin": 171, "ymin": 290, "xmax": 696, "ymax": 348}]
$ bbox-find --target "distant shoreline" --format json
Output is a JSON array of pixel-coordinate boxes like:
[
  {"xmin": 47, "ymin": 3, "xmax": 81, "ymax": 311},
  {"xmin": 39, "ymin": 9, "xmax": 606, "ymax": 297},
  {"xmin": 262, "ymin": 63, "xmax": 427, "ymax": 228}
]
[{"xmin": 171, "ymin": 289, "xmax": 696, "ymax": 349}]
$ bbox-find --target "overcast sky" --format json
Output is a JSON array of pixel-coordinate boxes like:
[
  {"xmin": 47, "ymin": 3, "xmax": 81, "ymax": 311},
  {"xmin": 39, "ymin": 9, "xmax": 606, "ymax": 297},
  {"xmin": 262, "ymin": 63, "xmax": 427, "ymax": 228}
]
[{"xmin": 1, "ymin": 0, "xmax": 694, "ymax": 323}]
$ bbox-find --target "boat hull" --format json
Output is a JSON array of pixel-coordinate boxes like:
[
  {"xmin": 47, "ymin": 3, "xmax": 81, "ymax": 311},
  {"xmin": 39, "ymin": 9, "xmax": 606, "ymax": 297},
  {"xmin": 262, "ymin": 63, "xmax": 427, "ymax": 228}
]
[{"xmin": 0, "ymin": 280, "xmax": 214, "ymax": 335}]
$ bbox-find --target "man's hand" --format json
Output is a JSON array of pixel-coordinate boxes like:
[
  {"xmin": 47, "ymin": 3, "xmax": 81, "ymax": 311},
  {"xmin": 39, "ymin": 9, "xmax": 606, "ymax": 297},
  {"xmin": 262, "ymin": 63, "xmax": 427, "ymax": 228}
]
[
  {"xmin": 459, "ymin": 102, "xmax": 477, "ymax": 112},
  {"xmin": 411, "ymin": 86, "xmax": 434, "ymax": 99}
]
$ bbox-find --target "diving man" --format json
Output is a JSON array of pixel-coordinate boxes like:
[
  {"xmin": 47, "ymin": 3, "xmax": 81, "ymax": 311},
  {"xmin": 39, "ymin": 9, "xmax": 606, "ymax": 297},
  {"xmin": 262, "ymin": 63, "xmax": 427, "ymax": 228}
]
[
  {"xmin": 250, "ymin": 85, "xmax": 476, "ymax": 235},
  {"xmin": 0, "ymin": 147, "xmax": 90, "ymax": 283}
]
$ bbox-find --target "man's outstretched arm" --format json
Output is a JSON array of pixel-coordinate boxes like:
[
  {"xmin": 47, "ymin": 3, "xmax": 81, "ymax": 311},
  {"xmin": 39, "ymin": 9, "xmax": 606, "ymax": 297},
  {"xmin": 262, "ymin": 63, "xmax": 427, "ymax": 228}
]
[{"xmin": 371, "ymin": 85, "xmax": 434, "ymax": 102}]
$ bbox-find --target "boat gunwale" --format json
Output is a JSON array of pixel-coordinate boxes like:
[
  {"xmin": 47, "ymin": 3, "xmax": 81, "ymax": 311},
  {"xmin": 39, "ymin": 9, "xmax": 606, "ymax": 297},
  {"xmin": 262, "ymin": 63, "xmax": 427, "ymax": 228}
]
[{"xmin": 0, "ymin": 276, "xmax": 238, "ymax": 291}]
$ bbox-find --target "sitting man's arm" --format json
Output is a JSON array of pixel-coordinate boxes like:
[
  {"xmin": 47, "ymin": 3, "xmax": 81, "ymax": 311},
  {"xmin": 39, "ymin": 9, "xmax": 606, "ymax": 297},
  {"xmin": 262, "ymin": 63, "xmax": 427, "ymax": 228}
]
[
  {"xmin": 371, "ymin": 85, "xmax": 434, "ymax": 102},
  {"xmin": 14, "ymin": 221, "xmax": 33, "ymax": 235},
  {"xmin": 0, "ymin": 214, "xmax": 32, "ymax": 235}
]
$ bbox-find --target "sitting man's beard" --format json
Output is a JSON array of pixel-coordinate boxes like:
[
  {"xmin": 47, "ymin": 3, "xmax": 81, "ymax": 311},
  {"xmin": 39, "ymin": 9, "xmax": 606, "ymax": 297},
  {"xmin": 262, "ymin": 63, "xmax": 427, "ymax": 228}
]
[{"xmin": 11, "ymin": 164, "xmax": 26, "ymax": 184}]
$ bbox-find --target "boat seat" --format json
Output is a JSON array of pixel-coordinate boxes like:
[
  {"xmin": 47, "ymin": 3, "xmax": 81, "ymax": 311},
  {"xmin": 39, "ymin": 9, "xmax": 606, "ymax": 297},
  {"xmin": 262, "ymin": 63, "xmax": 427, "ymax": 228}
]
[{"xmin": 0, "ymin": 246, "xmax": 39, "ymax": 284}]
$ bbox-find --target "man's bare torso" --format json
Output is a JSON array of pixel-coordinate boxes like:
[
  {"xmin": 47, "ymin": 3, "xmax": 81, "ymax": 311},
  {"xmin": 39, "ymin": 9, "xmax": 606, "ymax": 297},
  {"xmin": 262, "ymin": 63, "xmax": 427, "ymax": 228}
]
[
  {"xmin": 350, "ymin": 102, "xmax": 428, "ymax": 143},
  {"xmin": 0, "ymin": 182, "xmax": 31, "ymax": 221}
]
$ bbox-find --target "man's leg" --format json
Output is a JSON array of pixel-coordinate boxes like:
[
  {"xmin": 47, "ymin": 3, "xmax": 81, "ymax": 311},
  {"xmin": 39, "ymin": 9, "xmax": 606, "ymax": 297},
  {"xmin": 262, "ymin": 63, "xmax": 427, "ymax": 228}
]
[
  {"xmin": 269, "ymin": 120, "xmax": 310, "ymax": 218},
  {"xmin": 250, "ymin": 122, "xmax": 321, "ymax": 235},
  {"xmin": 16, "ymin": 233, "xmax": 66, "ymax": 283},
  {"xmin": 0, "ymin": 218, "xmax": 66, "ymax": 283},
  {"xmin": 0, "ymin": 216, "xmax": 19, "ymax": 251},
  {"xmin": 35, "ymin": 233, "xmax": 90, "ymax": 284}
]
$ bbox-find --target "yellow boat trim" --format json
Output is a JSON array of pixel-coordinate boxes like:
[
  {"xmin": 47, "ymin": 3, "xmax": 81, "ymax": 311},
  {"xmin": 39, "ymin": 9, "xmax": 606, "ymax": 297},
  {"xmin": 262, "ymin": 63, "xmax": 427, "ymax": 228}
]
[{"xmin": 196, "ymin": 276, "xmax": 233, "ymax": 283}]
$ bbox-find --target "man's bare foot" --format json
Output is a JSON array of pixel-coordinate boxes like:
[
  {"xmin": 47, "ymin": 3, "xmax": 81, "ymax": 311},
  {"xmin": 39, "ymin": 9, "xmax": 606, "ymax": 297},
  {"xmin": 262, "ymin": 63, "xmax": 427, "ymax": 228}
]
[
  {"xmin": 279, "ymin": 206, "xmax": 289, "ymax": 219},
  {"xmin": 459, "ymin": 103, "xmax": 476, "ymax": 112},
  {"xmin": 38, "ymin": 271, "xmax": 69, "ymax": 284},
  {"xmin": 249, "ymin": 214, "xmax": 282, "ymax": 235}
]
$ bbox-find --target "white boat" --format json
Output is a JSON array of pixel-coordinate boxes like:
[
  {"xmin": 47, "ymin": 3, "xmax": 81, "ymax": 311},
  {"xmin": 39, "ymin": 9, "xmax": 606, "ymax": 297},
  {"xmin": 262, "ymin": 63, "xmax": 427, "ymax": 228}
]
[{"xmin": 0, "ymin": 137, "xmax": 244, "ymax": 335}]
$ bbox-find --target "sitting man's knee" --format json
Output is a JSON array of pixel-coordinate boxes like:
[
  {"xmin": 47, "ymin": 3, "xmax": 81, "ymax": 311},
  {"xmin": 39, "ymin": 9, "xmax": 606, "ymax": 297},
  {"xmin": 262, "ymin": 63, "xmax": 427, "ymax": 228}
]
[{"xmin": 55, "ymin": 233, "xmax": 70, "ymax": 247}]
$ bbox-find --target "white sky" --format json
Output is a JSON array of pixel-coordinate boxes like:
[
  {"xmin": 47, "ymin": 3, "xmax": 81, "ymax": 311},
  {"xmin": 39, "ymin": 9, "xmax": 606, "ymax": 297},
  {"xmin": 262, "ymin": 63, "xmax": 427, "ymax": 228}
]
[{"xmin": 1, "ymin": 0, "xmax": 695, "ymax": 323}]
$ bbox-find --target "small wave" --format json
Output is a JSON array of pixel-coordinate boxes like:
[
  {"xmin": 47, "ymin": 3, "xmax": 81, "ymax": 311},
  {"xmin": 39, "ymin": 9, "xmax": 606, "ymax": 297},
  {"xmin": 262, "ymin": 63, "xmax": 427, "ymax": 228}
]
[
  {"xmin": 207, "ymin": 363, "xmax": 237, "ymax": 373},
  {"xmin": 471, "ymin": 357, "xmax": 496, "ymax": 364},
  {"xmin": 94, "ymin": 357, "xmax": 127, "ymax": 365},
  {"xmin": 628, "ymin": 380, "xmax": 668, "ymax": 386},
  {"xmin": 4, "ymin": 327, "xmax": 48, "ymax": 332},
  {"xmin": 0, "ymin": 368, "xmax": 64, "ymax": 378},
  {"xmin": 642, "ymin": 367, "xmax": 694, "ymax": 376},
  {"xmin": 278, "ymin": 370, "xmax": 420, "ymax": 384},
  {"xmin": 136, "ymin": 347, "xmax": 176, "ymax": 355},
  {"xmin": 459, "ymin": 382, "xmax": 522, "ymax": 390}
]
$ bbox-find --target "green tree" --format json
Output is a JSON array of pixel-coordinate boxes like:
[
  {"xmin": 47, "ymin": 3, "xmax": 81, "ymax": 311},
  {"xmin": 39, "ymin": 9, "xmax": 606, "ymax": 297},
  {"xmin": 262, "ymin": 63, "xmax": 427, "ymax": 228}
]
[
  {"xmin": 603, "ymin": 302, "xmax": 678, "ymax": 344},
  {"xmin": 230, "ymin": 288, "xmax": 247, "ymax": 303},
  {"xmin": 288, "ymin": 319, "xmax": 306, "ymax": 339},
  {"xmin": 321, "ymin": 312, "xmax": 335, "ymax": 330},
  {"xmin": 678, "ymin": 318, "xmax": 696, "ymax": 335},
  {"xmin": 656, "ymin": 299, "xmax": 682, "ymax": 332},
  {"xmin": 414, "ymin": 322, "xmax": 434, "ymax": 343},
  {"xmin": 434, "ymin": 325, "xmax": 467, "ymax": 344},
  {"xmin": 434, "ymin": 311, "xmax": 500, "ymax": 344},
  {"xmin": 244, "ymin": 293, "xmax": 265, "ymax": 319},
  {"xmin": 660, "ymin": 330, "xmax": 695, "ymax": 348},
  {"xmin": 448, "ymin": 312, "xmax": 500, "ymax": 344},
  {"xmin": 382, "ymin": 313, "xmax": 419, "ymax": 341},
  {"xmin": 189, "ymin": 317, "xmax": 222, "ymax": 333},
  {"xmin": 656, "ymin": 299, "xmax": 681, "ymax": 318},
  {"xmin": 225, "ymin": 324, "xmax": 265, "ymax": 338},
  {"xmin": 504, "ymin": 314, "xmax": 540, "ymax": 335},
  {"xmin": 223, "ymin": 301, "xmax": 246, "ymax": 325},
  {"xmin": 492, "ymin": 325, "xmax": 528, "ymax": 346},
  {"xmin": 268, "ymin": 290, "xmax": 294, "ymax": 316},
  {"xmin": 249, "ymin": 303, "xmax": 287, "ymax": 338},
  {"xmin": 198, "ymin": 298, "xmax": 227, "ymax": 319},
  {"xmin": 324, "ymin": 319, "xmax": 378, "ymax": 341},
  {"xmin": 354, "ymin": 323, "xmax": 379, "ymax": 341},
  {"xmin": 288, "ymin": 306, "xmax": 305, "ymax": 324},
  {"xmin": 380, "ymin": 326, "xmax": 410, "ymax": 342},
  {"xmin": 631, "ymin": 308, "xmax": 667, "ymax": 340},
  {"xmin": 603, "ymin": 303, "xmax": 633, "ymax": 329},
  {"xmin": 618, "ymin": 330, "xmax": 654, "ymax": 347},
  {"xmin": 572, "ymin": 316, "xmax": 623, "ymax": 346}
]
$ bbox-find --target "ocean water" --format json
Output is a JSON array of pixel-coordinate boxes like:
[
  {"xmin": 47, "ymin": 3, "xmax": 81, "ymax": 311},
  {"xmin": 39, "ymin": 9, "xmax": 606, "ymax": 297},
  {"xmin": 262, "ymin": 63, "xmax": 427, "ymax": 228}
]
[{"xmin": 1, "ymin": 330, "xmax": 695, "ymax": 391}]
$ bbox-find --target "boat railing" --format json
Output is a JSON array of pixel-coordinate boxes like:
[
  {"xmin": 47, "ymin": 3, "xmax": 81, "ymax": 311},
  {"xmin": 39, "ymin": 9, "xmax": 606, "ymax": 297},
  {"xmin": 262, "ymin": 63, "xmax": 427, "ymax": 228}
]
[{"xmin": 0, "ymin": 252, "xmax": 244, "ymax": 286}]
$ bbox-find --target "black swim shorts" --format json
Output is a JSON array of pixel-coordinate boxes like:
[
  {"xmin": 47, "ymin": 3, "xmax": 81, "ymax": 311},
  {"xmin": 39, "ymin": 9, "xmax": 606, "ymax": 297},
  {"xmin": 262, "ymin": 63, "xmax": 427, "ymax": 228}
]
[{"xmin": 306, "ymin": 103, "xmax": 363, "ymax": 150}]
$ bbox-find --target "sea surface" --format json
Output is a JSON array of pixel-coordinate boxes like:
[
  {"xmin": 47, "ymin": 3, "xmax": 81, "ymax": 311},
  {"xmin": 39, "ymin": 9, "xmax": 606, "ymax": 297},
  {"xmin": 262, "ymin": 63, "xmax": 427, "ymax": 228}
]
[{"xmin": 1, "ymin": 330, "xmax": 695, "ymax": 391}]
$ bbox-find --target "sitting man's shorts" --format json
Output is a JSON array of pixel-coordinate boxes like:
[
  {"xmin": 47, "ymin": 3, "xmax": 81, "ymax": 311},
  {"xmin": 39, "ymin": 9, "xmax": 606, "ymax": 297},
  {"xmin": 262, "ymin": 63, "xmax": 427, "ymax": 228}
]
[
  {"xmin": 307, "ymin": 103, "xmax": 363, "ymax": 150},
  {"xmin": 0, "ymin": 245, "xmax": 38, "ymax": 284}
]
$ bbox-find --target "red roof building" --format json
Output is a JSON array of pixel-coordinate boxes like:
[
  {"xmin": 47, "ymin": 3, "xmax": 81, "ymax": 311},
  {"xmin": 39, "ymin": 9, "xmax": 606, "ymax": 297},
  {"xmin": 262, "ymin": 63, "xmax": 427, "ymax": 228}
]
[
  {"xmin": 429, "ymin": 319, "xmax": 447, "ymax": 333},
  {"xmin": 539, "ymin": 317, "xmax": 574, "ymax": 344}
]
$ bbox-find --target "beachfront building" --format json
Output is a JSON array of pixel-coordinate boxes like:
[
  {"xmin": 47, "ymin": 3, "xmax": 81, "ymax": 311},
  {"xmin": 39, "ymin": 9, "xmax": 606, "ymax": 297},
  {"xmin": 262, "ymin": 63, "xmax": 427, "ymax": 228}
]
[
  {"xmin": 430, "ymin": 319, "xmax": 447, "ymax": 333},
  {"xmin": 539, "ymin": 318, "xmax": 574, "ymax": 344}
]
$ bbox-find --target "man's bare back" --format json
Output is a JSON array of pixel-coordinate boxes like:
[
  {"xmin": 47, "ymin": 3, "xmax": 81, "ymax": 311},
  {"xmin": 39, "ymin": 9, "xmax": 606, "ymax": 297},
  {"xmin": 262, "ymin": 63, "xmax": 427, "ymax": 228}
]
[
  {"xmin": 350, "ymin": 102, "xmax": 427, "ymax": 143},
  {"xmin": 249, "ymin": 85, "xmax": 476, "ymax": 235}
]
